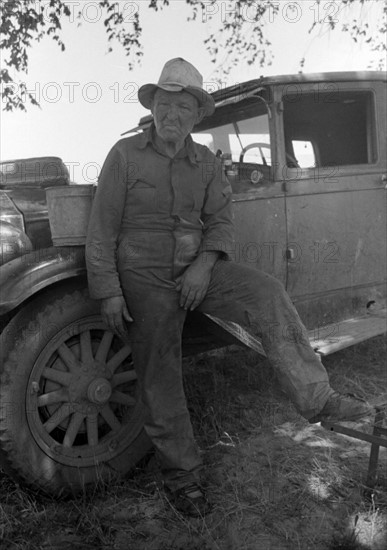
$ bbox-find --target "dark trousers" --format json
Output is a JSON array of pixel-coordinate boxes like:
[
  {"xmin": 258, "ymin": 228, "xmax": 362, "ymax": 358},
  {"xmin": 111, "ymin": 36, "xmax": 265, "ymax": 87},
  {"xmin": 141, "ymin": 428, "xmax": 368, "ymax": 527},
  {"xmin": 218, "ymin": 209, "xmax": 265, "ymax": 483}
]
[{"xmin": 122, "ymin": 260, "xmax": 333, "ymax": 490}]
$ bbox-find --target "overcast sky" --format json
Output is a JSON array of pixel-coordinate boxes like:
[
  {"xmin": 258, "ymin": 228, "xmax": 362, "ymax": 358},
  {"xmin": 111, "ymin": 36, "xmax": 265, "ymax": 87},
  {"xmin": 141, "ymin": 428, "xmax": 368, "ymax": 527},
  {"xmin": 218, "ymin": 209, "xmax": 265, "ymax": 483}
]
[{"xmin": 1, "ymin": 0, "xmax": 385, "ymax": 183}]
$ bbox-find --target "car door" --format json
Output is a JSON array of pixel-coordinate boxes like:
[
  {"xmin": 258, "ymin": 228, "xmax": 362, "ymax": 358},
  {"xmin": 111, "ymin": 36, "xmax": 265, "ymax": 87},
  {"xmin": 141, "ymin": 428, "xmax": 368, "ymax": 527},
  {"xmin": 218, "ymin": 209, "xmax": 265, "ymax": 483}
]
[
  {"xmin": 193, "ymin": 91, "xmax": 287, "ymax": 284},
  {"xmin": 277, "ymin": 76, "xmax": 387, "ymax": 329}
]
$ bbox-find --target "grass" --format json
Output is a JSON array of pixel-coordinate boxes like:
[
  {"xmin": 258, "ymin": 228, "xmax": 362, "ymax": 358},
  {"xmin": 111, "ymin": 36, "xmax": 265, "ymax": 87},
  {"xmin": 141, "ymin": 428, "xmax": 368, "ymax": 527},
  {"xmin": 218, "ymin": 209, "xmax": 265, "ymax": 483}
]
[{"xmin": 0, "ymin": 335, "xmax": 386, "ymax": 549}]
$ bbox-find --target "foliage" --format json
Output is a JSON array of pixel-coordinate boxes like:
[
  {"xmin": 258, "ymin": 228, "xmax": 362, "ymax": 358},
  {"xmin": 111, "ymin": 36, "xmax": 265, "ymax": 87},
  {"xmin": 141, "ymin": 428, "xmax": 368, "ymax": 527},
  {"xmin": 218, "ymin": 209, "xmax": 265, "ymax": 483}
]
[{"xmin": 0, "ymin": 0, "xmax": 386, "ymax": 111}]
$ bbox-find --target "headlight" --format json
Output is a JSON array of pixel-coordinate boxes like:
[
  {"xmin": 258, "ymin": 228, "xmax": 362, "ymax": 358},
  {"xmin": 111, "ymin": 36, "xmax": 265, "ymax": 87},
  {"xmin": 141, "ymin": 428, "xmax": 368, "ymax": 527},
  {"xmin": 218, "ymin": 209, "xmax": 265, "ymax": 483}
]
[{"xmin": 0, "ymin": 222, "xmax": 33, "ymax": 265}]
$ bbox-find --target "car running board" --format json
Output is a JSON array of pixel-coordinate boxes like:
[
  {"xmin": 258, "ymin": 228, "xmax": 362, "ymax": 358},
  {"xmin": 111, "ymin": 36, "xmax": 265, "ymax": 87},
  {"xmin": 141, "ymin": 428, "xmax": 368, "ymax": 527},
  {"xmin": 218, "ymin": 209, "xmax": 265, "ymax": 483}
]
[{"xmin": 204, "ymin": 308, "xmax": 386, "ymax": 357}]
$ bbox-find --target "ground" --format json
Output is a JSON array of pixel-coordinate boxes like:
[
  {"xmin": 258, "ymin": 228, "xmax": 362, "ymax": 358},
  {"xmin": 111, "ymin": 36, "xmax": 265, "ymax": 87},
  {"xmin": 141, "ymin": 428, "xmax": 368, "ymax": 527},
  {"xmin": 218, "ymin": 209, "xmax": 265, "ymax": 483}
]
[{"xmin": 0, "ymin": 335, "xmax": 386, "ymax": 550}]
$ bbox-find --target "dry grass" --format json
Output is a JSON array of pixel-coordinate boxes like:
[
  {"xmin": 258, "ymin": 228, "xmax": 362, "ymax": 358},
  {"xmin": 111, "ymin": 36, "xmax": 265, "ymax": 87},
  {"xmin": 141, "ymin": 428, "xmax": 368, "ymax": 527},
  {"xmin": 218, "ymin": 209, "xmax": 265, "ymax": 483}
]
[{"xmin": 1, "ymin": 335, "xmax": 386, "ymax": 549}]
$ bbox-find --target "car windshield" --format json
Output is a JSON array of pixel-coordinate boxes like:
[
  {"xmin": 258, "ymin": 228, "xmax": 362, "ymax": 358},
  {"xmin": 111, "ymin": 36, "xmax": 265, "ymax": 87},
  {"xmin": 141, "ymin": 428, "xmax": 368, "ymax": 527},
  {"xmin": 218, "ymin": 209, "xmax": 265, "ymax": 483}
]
[{"xmin": 193, "ymin": 95, "xmax": 271, "ymax": 165}]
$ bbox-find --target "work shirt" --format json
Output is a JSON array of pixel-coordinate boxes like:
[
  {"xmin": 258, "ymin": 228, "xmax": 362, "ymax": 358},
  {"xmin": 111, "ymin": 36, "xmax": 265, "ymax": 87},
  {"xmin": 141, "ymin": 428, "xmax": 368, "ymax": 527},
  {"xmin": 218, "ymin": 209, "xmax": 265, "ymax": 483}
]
[{"xmin": 86, "ymin": 125, "xmax": 234, "ymax": 300}]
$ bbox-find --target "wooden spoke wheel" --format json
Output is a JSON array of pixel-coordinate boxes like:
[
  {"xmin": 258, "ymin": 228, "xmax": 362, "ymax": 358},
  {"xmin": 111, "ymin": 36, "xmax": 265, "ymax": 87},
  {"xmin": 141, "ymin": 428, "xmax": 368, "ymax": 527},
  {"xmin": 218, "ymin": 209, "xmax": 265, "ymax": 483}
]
[{"xmin": 0, "ymin": 288, "xmax": 151, "ymax": 496}]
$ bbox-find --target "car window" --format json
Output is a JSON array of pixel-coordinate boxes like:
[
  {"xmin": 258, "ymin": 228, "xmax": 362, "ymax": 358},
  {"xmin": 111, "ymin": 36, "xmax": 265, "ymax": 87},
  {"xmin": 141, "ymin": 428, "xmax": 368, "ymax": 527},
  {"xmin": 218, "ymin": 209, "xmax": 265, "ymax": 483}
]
[
  {"xmin": 194, "ymin": 114, "xmax": 270, "ymax": 165},
  {"xmin": 193, "ymin": 96, "xmax": 273, "ymax": 193},
  {"xmin": 291, "ymin": 140, "xmax": 315, "ymax": 168},
  {"xmin": 283, "ymin": 91, "xmax": 377, "ymax": 168}
]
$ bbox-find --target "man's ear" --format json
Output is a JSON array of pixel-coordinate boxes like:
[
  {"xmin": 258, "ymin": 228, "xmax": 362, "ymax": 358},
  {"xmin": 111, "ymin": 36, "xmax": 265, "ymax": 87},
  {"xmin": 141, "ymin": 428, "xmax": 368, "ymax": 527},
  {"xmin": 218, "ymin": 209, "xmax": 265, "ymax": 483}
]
[
  {"xmin": 196, "ymin": 107, "xmax": 206, "ymax": 124},
  {"xmin": 149, "ymin": 92, "xmax": 157, "ymax": 115}
]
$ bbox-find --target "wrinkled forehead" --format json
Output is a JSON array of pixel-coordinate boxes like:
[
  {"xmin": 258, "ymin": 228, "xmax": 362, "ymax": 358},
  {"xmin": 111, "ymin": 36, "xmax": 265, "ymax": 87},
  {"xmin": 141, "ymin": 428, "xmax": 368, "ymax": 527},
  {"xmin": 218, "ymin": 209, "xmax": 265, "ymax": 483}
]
[{"xmin": 153, "ymin": 88, "xmax": 199, "ymax": 108}]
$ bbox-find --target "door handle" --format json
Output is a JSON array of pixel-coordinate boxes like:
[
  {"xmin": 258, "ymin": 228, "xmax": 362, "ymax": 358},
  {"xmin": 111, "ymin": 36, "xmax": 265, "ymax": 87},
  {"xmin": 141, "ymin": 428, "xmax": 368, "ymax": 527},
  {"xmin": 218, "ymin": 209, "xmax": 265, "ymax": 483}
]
[{"xmin": 286, "ymin": 248, "xmax": 296, "ymax": 260}]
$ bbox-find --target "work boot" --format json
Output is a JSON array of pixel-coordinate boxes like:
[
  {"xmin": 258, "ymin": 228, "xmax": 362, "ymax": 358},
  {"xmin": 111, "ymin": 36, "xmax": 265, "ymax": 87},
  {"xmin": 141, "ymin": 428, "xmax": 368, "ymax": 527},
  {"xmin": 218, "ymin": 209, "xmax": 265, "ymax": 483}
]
[
  {"xmin": 166, "ymin": 482, "xmax": 212, "ymax": 517},
  {"xmin": 309, "ymin": 392, "xmax": 374, "ymax": 424}
]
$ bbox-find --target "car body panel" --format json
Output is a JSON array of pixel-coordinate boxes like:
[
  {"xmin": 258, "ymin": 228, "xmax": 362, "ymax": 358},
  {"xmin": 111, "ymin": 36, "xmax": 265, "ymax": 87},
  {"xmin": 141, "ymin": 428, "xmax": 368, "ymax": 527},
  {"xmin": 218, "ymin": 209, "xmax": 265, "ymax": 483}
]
[
  {"xmin": 278, "ymin": 79, "xmax": 386, "ymax": 329},
  {"xmin": 3, "ymin": 187, "xmax": 52, "ymax": 249},
  {"xmin": 191, "ymin": 71, "xmax": 387, "ymax": 336},
  {"xmin": 231, "ymin": 195, "xmax": 287, "ymax": 285},
  {"xmin": 0, "ymin": 247, "xmax": 86, "ymax": 315},
  {"xmin": 0, "ymin": 157, "xmax": 70, "ymax": 259}
]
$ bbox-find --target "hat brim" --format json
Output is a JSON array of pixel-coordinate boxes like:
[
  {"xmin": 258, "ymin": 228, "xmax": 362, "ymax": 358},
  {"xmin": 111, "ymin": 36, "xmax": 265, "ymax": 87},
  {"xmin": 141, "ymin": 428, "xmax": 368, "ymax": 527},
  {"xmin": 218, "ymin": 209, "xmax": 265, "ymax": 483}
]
[{"xmin": 138, "ymin": 83, "xmax": 215, "ymax": 116}]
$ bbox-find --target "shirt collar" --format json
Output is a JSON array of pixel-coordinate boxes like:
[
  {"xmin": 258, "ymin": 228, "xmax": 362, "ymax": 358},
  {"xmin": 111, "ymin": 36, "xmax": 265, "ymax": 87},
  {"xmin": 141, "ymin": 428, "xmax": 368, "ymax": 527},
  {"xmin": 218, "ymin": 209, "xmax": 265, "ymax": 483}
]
[{"xmin": 136, "ymin": 124, "xmax": 202, "ymax": 166}]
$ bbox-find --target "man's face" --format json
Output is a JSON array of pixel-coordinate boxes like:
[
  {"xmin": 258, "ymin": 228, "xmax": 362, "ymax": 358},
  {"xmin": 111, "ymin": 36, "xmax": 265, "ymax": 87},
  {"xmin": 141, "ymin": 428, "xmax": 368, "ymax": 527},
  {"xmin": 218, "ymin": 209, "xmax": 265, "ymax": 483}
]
[{"xmin": 151, "ymin": 89, "xmax": 205, "ymax": 145}]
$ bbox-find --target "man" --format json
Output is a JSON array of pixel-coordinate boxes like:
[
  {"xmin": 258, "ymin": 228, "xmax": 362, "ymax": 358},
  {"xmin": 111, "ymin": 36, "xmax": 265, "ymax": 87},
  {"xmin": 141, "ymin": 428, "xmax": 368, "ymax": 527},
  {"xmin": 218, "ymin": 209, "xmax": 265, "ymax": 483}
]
[{"xmin": 86, "ymin": 58, "xmax": 372, "ymax": 517}]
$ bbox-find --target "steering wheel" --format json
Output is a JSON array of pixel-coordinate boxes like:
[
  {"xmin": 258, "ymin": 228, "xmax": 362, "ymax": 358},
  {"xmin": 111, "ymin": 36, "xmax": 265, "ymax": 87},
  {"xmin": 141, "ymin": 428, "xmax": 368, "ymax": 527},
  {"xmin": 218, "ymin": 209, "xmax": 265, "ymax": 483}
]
[
  {"xmin": 239, "ymin": 142, "xmax": 270, "ymax": 166},
  {"xmin": 239, "ymin": 142, "xmax": 301, "ymax": 168}
]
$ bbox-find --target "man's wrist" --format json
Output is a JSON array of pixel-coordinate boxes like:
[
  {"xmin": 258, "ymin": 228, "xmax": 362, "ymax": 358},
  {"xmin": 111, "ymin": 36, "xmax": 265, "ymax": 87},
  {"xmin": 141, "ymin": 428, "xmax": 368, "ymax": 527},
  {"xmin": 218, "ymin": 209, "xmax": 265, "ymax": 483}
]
[
  {"xmin": 101, "ymin": 294, "xmax": 123, "ymax": 303},
  {"xmin": 196, "ymin": 250, "xmax": 221, "ymax": 270}
]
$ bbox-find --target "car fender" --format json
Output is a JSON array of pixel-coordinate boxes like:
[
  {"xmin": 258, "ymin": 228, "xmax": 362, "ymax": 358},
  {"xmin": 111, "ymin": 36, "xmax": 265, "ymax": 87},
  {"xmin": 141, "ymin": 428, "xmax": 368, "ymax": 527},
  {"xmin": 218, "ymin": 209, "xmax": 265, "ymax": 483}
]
[{"xmin": 0, "ymin": 246, "xmax": 87, "ymax": 315}]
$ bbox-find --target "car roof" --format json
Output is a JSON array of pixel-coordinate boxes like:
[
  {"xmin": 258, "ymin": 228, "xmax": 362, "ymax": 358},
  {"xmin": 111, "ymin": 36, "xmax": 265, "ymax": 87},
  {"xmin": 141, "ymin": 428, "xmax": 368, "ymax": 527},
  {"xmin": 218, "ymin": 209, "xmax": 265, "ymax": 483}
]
[
  {"xmin": 123, "ymin": 71, "xmax": 386, "ymax": 134},
  {"xmin": 242, "ymin": 70, "xmax": 386, "ymax": 86},
  {"xmin": 212, "ymin": 70, "xmax": 386, "ymax": 99}
]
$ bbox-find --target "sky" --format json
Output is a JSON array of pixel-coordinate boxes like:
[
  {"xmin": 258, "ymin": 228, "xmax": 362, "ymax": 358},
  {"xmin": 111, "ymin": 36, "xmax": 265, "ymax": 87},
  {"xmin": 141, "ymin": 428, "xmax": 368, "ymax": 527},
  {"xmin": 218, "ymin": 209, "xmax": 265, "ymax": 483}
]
[{"xmin": 1, "ymin": 0, "xmax": 385, "ymax": 184}]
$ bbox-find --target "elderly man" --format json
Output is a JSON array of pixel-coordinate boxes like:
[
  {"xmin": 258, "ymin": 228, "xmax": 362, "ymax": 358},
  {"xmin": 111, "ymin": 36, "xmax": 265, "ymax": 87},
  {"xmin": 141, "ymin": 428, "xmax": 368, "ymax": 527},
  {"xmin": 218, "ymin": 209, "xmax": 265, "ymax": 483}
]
[{"xmin": 86, "ymin": 58, "xmax": 372, "ymax": 516}]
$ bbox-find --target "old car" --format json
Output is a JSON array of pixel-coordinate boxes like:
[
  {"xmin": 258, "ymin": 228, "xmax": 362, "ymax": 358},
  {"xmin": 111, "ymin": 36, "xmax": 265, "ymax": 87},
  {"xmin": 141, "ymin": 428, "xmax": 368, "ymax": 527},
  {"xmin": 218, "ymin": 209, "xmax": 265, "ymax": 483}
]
[{"xmin": 0, "ymin": 71, "xmax": 386, "ymax": 496}]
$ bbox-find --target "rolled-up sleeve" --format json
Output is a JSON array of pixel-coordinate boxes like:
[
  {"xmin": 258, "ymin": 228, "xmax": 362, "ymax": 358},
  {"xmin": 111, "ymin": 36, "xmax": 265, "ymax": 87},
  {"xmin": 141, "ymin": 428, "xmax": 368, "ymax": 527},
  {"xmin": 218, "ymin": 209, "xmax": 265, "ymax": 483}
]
[
  {"xmin": 86, "ymin": 144, "xmax": 127, "ymax": 300},
  {"xmin": 199, "ymin": 156, "xmax": 235, "ymax": 258}
]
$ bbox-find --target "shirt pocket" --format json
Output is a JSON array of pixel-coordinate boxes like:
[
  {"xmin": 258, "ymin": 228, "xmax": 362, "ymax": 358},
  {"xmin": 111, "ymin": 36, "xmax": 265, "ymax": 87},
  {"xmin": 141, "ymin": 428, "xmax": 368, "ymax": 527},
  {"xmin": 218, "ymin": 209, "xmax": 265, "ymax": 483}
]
[
  {"xmin": 179, "ymin": 182, "xmax": 206, "ymax": 213},
  {"xmin": 127, "ymin": 179, "xmax": 157, "ymax": 214}
]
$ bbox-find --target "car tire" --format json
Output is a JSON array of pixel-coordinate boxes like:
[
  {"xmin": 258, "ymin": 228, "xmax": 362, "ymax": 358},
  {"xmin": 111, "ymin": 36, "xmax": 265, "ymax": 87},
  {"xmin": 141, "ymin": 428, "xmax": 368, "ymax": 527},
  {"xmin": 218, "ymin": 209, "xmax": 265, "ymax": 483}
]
[{"xmin": 0, "ymin": 287, "xmax": 152, "ymax": 496}]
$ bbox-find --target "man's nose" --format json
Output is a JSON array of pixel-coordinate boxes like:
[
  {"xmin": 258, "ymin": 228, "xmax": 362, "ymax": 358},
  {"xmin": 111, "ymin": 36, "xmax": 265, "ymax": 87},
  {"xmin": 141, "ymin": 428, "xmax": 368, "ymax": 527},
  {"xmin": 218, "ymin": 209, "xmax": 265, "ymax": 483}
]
[{"xmin": 165, "ymin": 105, "xmax": 179, "ymax": 120}]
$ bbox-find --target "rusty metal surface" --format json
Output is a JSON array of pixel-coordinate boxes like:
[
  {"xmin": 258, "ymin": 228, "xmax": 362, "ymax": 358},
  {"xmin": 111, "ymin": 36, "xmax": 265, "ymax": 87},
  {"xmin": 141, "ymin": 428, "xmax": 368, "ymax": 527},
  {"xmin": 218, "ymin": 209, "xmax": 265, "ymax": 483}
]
[
  {"xmin": 0, "ymin": 247, "xmax": 86, "ymax": 314},
  {"xmin": 5, "ymin": 187, "xmax": 53, "ymax": 249}
]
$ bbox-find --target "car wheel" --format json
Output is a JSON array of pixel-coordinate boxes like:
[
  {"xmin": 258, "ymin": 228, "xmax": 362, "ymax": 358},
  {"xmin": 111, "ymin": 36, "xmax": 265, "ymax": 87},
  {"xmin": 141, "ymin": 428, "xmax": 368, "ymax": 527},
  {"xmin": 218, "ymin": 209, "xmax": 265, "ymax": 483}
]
[{"xmin": 0, "ymin": 288, "xmax": 151, "ymax": 496}]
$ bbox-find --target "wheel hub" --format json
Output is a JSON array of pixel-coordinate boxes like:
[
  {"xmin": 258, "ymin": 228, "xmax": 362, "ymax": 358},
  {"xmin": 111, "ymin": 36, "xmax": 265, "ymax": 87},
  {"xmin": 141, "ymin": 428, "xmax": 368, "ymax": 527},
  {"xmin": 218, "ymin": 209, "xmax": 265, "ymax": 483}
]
[
  {"xmin": 87, "ymin": 377, "xmax": 112, "ymax": 404},
  {"xmin": 67, "ymin": 359, "xmax": 111, "ymax": 404}
]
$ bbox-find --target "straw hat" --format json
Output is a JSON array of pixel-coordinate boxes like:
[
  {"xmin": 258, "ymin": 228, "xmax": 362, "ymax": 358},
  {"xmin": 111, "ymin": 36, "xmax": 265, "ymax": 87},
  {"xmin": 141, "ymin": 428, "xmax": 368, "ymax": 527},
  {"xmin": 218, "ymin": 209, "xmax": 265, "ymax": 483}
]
[{"xmin": 138, "ymin": 58, "xmax": 215, "ymax": 116}]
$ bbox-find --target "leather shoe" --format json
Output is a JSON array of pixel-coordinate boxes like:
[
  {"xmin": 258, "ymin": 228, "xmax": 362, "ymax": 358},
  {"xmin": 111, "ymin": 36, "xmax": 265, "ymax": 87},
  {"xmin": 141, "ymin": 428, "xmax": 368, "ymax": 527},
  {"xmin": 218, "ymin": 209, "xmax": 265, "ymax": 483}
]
[
  {"xmin": 309, "ymin": 392, "xmax": 373, "ymax": 424},
  {"xmin": 166, "ymin": 482, "xmax": 212, "ymax": 517}
]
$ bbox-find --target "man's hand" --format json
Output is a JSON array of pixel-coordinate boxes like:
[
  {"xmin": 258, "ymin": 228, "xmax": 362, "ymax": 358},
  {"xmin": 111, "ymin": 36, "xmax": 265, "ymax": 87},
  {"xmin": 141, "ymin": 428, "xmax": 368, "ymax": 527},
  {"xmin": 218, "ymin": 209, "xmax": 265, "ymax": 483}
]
[
  {"xmin": 176, "ymin": 252, "xmax": 220, "ymax": 311},
  {"xmin": 101, "ymin": 296, "xmax": 133, "ymax": 339}
]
